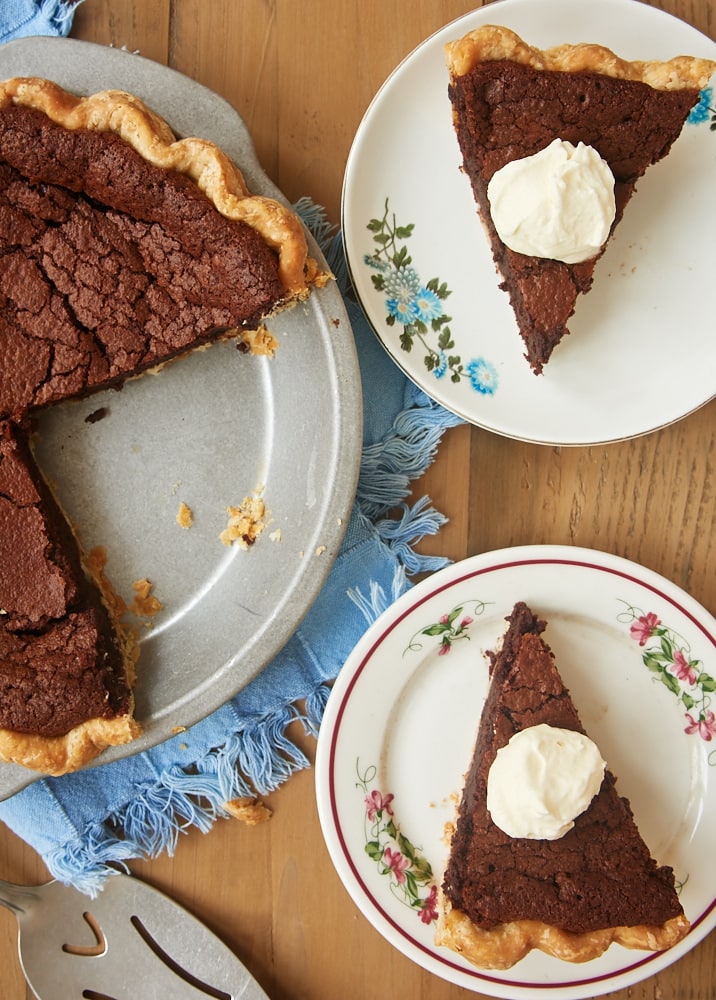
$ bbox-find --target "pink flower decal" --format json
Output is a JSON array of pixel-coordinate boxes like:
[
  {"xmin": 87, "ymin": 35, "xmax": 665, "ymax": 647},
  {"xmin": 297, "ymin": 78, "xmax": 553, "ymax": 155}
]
[
  {"xmin": 365, "ymin": 789, "xmax": 394, "ymax": 821},
  {"xmin": 420, "ymin": 885, "xmax": 439, "ymax": 924},
  {"xmin": 684, "ymin": 711, "xmax": 716, "ymax": 741},
  {"xmin": 630, "ymin": 611, "xmax": 661, "ymax": 646},
  {"xmin": 670, "ymin": 649, "xmax": 699, "ymax": 687},
  {"xmin": 407, "ymin": 600, "xmax": 487, "ymax": 656},
  {"xmin": 357, "ymin": 761, "xmax": 438, "ymax": 925},
  {"xmin": 621, "ymin": 602, "xmax": 714, "ymax": 749},
  {"xmin": 383, "ymin": 847, "xmax": 410, "ymax": 884}
]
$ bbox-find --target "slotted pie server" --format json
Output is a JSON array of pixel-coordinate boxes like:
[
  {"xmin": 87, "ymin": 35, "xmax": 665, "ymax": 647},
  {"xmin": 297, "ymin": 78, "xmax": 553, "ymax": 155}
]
[{"xmin": 0, "ymin": 871, "xmax": 269, "ymax": 999}]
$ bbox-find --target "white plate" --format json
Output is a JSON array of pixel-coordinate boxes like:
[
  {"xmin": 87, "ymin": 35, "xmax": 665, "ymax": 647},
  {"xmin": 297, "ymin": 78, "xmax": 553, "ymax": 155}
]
[
  {"xmin": 342, "ymin": 0, "xmax": 716, "ymax": 445},
  {"xmin": 315, "ymin": 545, "xmax": 716, "ymax": 998},
  {"xmin": 0, "ymin": 38, "xmax": 362, "ymax": 797}
]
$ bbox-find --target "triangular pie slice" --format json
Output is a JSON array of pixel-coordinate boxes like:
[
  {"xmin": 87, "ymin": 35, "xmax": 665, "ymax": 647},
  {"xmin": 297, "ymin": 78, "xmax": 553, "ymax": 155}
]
[
  {"xmin": 0, "ymin": 419, "xmax": 141, "ymax": 775},
  {"xmin": 0, "ymin": 79, "xmax": 327, "ymax": 773},
  {"xmin": 435, "ymin": 601, "xmax": 689, "ymax": 969},
  {"xmin": 445, "ymin": 26, "xmax": 715, "ymax": 373}
]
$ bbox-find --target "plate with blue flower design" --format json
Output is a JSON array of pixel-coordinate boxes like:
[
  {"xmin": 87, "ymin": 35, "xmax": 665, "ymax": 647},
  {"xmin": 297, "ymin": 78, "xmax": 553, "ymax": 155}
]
[
  {"xmin": 315, "ymin": 544, "xmax": 716, "ymax": 997},
  {"xmin": 342, "ymin": 0, "xmax": 716, "ymax": 445}
]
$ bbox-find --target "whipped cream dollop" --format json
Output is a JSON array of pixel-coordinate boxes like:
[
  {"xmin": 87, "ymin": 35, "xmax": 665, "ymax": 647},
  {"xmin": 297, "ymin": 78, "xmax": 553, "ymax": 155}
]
[
  {"xmin": 486, "ymin": 723, "xmax": 606, "ymax": 840},
  {"xmin": 486, "ymin": 138, "xmax": 616, "ymax": 264}
]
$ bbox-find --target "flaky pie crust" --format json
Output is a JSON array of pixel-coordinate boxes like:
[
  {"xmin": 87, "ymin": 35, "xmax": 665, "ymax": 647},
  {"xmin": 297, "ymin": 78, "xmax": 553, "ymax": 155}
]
[
  {"xmin": 0, "ymin": 603, "xmax": 141, "ymax": 776},
  {"xmin": 0, "ymin": 76, "xmax": 327, "ymax": 298},
  {"xmin": 0, "ymin": 713, "xmax": 143, "ymax": 778},
  {"xmin": 446, "ymin": 24, "xmax": 716, "ymax": 92},
  {"xmin": 435, "ymin": 890, "xmax": 691, "ymax": 970}
]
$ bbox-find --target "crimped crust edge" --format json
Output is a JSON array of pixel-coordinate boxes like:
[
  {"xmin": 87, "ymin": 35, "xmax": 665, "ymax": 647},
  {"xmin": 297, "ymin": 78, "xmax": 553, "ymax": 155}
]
[
  {"xmin": 435, "ymin": 889, "xmax": 691, "ymax": 970},
  {"xmin": 445, "ymin": 24, "xmax": 716, "ymax": 92},
  {"xmin": 0, "ymin": 76, "xmax": 326, "ymax": 297},
  {"xmin": 0, "ymin": 712, "xmax": 143, "ymax": 777}
]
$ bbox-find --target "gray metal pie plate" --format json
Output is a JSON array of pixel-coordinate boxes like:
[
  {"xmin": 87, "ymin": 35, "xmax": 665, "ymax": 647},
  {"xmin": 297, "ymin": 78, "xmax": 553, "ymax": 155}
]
[{"xmin": 0, "ymin": 38, "xmax": 362, "ymax": 797}]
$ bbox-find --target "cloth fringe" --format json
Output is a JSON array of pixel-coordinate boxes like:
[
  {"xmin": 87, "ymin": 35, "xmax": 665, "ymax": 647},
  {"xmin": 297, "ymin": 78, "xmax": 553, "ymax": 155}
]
[
  {"xmin": 359, "ymin": 385, "xmax": 462, "ymax": 522},
  {"xmin": 37, "ymin": 202, "xmax": 462, "ymax": 891},
  {"xmin": 347, "ymin": 564, "xmax": 410, "ymax": 626},
  {"xmin": 2, "ymin": 0, "xmax": 84, "ymax": 41},
  {"xmin": 40, "ymin": 0, "xmax": 81, "ymax": 32},
  {"xmin": 46, "ymin": 690, "xmax": 334, "ymax": 895},
  {"xmin": 376, "ymin": 495, "xmax": 450, "ymax": 576}
]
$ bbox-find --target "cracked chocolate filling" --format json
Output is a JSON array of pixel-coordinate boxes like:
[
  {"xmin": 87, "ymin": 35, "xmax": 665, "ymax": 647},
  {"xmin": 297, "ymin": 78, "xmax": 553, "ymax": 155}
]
[
  {"xmin": 0, "ymin": 103, "xmax": 286, "ymax": 420},
  {"xmin": 442, "ymin": 602, "xmax": 683, "ymax": 934},
  {"xmin": 0, "ymin": 421, "xmax": 130, "ymax": 736},
  {"xmin": 448, "ymin": 60, "xmax": 700, "ymax": 372}
]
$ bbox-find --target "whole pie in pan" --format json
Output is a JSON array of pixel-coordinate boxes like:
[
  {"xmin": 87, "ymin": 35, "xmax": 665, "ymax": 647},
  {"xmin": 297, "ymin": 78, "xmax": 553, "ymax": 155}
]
[
  {"xmin": 445, "ymin": 26, "xmax": 715, "ymax": 373},
  {"xmin": 0, "ymin": 78, "xmax": 327, "ymax": 775},
  {"xmin": 436, "ymin": 601, "xmax": 689, "ymax": 969}
]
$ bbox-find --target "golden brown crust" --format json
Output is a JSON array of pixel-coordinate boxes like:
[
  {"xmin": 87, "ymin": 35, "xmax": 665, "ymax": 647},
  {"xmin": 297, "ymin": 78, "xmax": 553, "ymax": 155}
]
[
  {"xmin": 0, "ymin": 76, "xmax": 326, "ymax": 297},
  {"xmin": 0, "ymin": 620, "xmax": 141, "ymax": 776},
  {"xmin": 0, "ymin": 545, "xmax": 143, "ymax": 776},
  {"xmin": 446, "ymin": 24, "xmax": 716, "ymax": 92},
  {"xmin": 223, "ymin": 796, "xmax": 273, "ymax": 825},
  {"xmin": 435, "ymin": 889, "xmax": 690, "ymax": 970},
  {"xmin": 220, "ymin": 491, "xmax": 266, "ymax": 548},
  {"xmin": 0, "ymin": 712, "xmax": 143, "ymax": 777}
]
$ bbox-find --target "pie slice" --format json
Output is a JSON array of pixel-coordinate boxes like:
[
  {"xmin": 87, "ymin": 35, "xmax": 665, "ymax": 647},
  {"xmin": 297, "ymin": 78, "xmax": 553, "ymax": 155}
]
[
  {"xmin": 435, "ymin": 601, "xmax": 689, "ymax": 969},
  {"xmin": 0, "ymin": 79, "xmax": 326, "ymax": 773},
  {"xmin": 0, "ymin": 77, "xmax": 326, "ymax": 420},
  {"xmin": 445, "ymin": 26, "xmax": 715, "ymax": 373},
  {"xmin": 0, "ymin": 420, "xmax": 140, "ymax": 775}
]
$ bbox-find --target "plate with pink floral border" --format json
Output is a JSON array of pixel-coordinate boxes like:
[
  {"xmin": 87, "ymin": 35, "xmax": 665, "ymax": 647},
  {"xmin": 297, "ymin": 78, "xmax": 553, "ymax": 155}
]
[
  {"xmin": 315, "ymin": 545, "xmax": 716, "ymax": 998},
  {"xmin": 341, "ymin": 0, "xmax": 716, "ymax": 445}
]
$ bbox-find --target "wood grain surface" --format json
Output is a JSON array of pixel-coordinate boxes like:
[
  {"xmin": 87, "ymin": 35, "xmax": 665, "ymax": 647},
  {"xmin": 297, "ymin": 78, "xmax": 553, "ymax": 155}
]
[{"xmin": 1, "ymin": 1, "xmax": 714, "ymax": 998}]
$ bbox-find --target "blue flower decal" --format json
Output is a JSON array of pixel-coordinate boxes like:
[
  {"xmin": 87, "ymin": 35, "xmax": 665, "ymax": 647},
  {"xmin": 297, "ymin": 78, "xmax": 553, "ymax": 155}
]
[
  {"xmin": 687, "ymin": 87, "xmax": 714, "ymax": 126},
  {"xmin": 365, "ymin": 198, "xmax": 498, "ymax": 394},
  {"xmin": 363, "ymin": 253, "xmax": 388, "ymax": 273},
  {"xmin": 433, "ymin": 352, "xmax": 448, "ymax": 380},
  {"xmin": 467, "ymin": 358, "xmax": 499, "ymax": 396},
  {"xmin": 386, "ymin": 296, "xmax": 418, "ymax": 325},
  {"xmin": 413, "ymin": 287, "xmax": 443, "ymax": 324},
  {"xmin": 384, "ymin": 266, "xmax": 421, "ymax": 300}
]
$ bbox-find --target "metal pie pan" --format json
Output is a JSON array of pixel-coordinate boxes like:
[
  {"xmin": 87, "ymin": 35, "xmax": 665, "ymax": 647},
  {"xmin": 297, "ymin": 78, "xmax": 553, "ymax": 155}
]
[{"xmin": 0, "ymin": 38, "xmax": 362, "ymax": 797}]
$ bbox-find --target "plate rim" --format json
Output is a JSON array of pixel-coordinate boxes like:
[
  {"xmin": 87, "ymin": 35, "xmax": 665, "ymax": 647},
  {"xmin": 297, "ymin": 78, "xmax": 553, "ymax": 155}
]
[
  {"xmin": 316, "ymin": 543, "xmax": 716, "ymax": 998},
  {"xmin": 341, "ymin": 0, "xmax": 716, "ymax": 447}
]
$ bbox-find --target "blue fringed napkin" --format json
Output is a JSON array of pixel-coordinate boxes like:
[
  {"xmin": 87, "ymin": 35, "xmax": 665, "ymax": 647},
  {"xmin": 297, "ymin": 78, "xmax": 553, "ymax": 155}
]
[
  {"xmin": 0, "ymin": 187, "xmax": 463, "ymax": 889},
  {"xmin": 0, "ymin": 0, "xmax": 80, "ymax": 43}
]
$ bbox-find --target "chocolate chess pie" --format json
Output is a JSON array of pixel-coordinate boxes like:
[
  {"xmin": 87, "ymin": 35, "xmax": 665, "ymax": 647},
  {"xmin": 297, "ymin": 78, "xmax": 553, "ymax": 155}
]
[
  {"xmin": 446, "ymin": 26, "xmax": 715, "ymax": 372},
  {"xmin": 0, "ymin": 78, "xmax": 325, "ymax": 774}
]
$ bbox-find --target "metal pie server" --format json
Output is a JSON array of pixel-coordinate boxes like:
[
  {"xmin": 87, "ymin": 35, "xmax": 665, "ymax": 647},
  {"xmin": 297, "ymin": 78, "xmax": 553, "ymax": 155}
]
[{"xmin": 0, "ymin": 871, "xmax": 270, "ymax": 999}]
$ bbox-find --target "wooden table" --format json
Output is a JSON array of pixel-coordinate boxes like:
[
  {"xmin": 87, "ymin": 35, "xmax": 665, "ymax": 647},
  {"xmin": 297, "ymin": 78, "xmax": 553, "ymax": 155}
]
[{"xmin": 1, "ymin": 1, "xmax": 714, "ymax": 997}]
